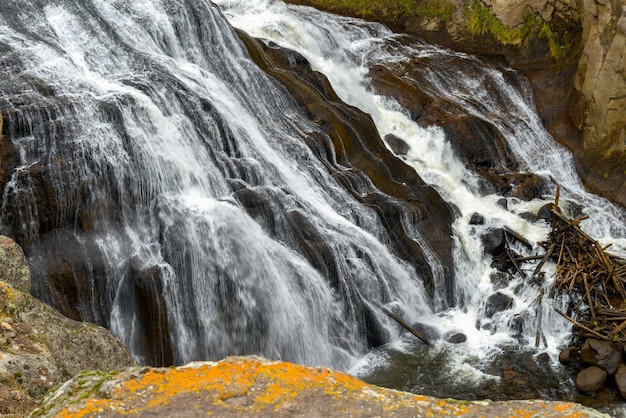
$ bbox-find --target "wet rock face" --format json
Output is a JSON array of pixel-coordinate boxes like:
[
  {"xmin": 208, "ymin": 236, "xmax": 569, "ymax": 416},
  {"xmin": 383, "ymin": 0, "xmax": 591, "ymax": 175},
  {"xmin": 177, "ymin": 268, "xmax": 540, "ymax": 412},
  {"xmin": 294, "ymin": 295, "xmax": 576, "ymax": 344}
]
[
  {"xmin": 31, "ymin": 356, "xmax": 607, "ymax": 417},
  {"xmin": 367, "ymin": 62, "xmax": 548, "ymax": 201},
  {"xmin": 238, "ymin": 32, "xmax": 457, "ymax": 304}
]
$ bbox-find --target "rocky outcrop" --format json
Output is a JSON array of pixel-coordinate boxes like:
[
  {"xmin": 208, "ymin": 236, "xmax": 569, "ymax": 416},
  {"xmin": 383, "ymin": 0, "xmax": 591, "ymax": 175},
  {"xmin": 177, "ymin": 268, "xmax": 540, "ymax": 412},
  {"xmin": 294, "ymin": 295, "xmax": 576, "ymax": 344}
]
[
  {"xmin": 30, "ymin": 356, "xmax": 609, "ymax": 417},
  {"xmin": 0, "ymin": 236, "xmax": 136, "ymax": 416},
  {"xmin": 569, "ymin": 0, "xmax": 626, "ymax": 205}
]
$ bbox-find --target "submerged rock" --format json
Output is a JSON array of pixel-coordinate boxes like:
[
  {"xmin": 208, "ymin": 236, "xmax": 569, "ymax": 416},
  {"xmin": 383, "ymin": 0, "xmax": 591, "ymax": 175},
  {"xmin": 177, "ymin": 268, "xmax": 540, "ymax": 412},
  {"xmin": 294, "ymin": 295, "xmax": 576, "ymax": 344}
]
[{"xmin": 31, "ymin": 356, "xmax": 608, "ymax": 417}]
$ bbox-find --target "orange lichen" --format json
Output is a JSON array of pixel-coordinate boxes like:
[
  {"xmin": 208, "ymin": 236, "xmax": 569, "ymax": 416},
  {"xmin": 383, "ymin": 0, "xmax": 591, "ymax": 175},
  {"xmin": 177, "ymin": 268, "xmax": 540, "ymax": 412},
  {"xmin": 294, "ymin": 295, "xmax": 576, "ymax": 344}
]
[{"xmin": 41, "ymin": 357, "xmax": 603, "ymax": 417}]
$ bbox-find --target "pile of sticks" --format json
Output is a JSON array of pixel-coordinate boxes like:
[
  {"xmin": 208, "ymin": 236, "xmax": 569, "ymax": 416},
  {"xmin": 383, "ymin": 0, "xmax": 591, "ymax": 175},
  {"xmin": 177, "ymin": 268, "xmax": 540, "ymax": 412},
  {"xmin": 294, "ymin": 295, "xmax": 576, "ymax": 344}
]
[{"xmin": 541, "ymin": 190, "xmax": 626, "ymax": 343}]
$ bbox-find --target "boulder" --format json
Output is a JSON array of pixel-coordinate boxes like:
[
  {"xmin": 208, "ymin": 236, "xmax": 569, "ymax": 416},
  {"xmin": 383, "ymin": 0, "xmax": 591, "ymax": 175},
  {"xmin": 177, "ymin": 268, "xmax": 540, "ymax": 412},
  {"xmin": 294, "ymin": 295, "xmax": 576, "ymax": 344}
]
[
  {"xmin": 0, "ymin": 265, "xmax": 136, "ymax": 415},
  {"xmin": 559, "ymin": 346, "xmax": 580, "ymax": 365},
  {"xmin": 576, "ymin": 366, "xmax": 607, "ymax": 393},
  {"xmin": 31, "ymin": 356, "xmax": 607, "ymax": 417},
  {"xmin": 481, "ymin": 228, "xmax": 506, "ymax": 255},
  {"xmin": 580, "ymin": 338, "xmax": 621, "ymax": 374},
  {"xmin": 485, "ymin": 292, "xmax": 513, "ymax": 318},
  {"xmin": 384, "ymin": 133, "xmax": 410, "ymax": 155},
  {"xmin": 410, "ymin": 322, "xmax": 440, "ymax": 342},
  {"xmin": 445, "ymin": 332, "xmax": 467, "ymax": 344}
]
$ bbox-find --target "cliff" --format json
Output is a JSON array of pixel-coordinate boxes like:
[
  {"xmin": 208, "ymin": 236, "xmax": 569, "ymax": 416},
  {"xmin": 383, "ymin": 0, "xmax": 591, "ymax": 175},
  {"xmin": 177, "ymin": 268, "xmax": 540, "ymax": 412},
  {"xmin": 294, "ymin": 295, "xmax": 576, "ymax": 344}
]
[
  {"xmin": 30, "ymin": 356, "xmax": 608, "ymax": 417},
  {"xmin": 0, "ymin": 236, "xmax": 137, "ymax": 416},
  {"xmin": 284, "ymin": 0, "xmax": 626, "ymax": 208}
]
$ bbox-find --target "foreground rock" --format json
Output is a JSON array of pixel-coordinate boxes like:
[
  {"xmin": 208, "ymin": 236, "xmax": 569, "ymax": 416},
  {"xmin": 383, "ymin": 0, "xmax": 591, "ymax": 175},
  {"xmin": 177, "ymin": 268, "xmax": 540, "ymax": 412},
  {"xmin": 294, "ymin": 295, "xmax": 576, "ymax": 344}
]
[
  {"xmin": 31, "ymin": 356, "xmax": 608, "ymax": 417},
  {"xmin": 0, "ymin": 236, "xmax": 136, "ymax": 416}
]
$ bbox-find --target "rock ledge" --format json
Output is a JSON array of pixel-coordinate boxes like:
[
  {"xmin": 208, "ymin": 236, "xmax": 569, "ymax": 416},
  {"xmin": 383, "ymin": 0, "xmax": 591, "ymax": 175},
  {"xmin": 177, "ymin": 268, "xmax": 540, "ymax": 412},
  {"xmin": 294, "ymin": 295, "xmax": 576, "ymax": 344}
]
[{"xmin": 31, "ymin": 356, "xmax": 608, "ymax": 417}]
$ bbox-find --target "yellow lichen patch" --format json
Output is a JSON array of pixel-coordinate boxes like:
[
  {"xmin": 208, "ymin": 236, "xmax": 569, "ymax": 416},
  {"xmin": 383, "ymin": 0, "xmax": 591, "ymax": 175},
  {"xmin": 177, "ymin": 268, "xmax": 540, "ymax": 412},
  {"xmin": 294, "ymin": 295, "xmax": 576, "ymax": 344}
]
[{"xmin": 34, "ymin": 357, "xmax": 607, "ymax": 417}]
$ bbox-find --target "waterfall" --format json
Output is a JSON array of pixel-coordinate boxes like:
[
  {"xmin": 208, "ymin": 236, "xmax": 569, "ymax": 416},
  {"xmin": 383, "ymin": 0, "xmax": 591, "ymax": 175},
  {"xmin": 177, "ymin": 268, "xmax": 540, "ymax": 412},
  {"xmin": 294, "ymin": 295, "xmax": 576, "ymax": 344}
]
[
  {"xmin": 214, "ymin": 0, "xmax": 626, "ymax": 405},
  {"xmin": 0, "ymin": 0, "xmax": 433, "ymax": 368},
  {"xmin": 2, "ymin": 0, "xmax": 626, "ymax": 411}
]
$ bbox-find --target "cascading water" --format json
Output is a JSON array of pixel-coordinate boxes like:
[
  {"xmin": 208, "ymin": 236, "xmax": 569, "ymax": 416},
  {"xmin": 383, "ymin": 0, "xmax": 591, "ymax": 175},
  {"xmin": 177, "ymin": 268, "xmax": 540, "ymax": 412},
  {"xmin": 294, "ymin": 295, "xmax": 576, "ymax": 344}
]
[
  {"xmin": 0, "ymin": 0, "xmax": 434, "ymax": 369},
  {"xmin": 1, "ymin": 0, "xmax": 626, "ymax": 414},
  {"xmin": 214, "ymin": 0, "xmax": 626, "ymax": 412}
]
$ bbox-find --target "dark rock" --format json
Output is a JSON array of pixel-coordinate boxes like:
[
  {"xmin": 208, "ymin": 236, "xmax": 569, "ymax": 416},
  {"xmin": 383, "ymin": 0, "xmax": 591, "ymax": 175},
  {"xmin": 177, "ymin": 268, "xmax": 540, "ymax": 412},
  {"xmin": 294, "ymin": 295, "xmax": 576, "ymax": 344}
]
[
  {"xmin": 384, "ymin": 133, "xmax": 410, "ymax": 155},
  {"xmin": 490, "ymin": 271, "xmax": 511, "ymax": 289},
  {"xmin": 576, "ymin": 366, "xmax": 607, "ymax": 393},
  {"xmin": 445, "ymin": 332, "xmax": 467, "ymax": 344},
  {"xmin": 497, "ymin": 198, "xmax": 508, "ymax": 210},
  {"xmin": 481, "ymin": 228, "xmax": 506, "ymax": 255},
  {"xmin": 537, "ymin": 203, "xmax": 555, "ymax": 220},
  {"xmin": 485, "ymin": 292, "xmax": 513, "ymax": 318},
  {"xmin": 559, "ymin": 346, "xmax": 580, "ymax": 365},
  {"xmin": 469, "ymin": 212, "xmax": 485, "ymax": 225},
  {"xmin": 410, "ymin": 322, "xmax": 440, "ymax": 342},
  {"xmin": 615, "ymin": 364, "xmax": 626, "ymax": 399},
  {"xmin": 131, "ymin": 260, "xmax": 174, "ymax": 367},
  {"xmin": 519, "ymin": 212, "xmax": 539, "ymax": 222},
  {"xmin": 580, "ymin": 338, "xmax": 621, "ymax": 374}
]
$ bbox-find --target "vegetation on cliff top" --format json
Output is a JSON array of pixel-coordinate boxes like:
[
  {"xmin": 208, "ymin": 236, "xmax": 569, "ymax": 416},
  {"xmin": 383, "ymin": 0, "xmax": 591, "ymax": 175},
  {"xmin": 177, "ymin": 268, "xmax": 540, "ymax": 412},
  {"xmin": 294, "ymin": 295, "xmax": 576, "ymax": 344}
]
[{"xmin": 287, "ymin": 0, "xmax": 575, "ymax": 64}]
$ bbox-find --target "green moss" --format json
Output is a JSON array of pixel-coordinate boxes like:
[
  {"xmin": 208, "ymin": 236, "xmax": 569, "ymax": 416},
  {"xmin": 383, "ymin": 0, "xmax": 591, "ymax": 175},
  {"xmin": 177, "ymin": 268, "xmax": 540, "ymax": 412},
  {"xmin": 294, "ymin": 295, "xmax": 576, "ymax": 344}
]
[
  {"xmin": 465, "ymin": 0, "xmax": 526, "ymax": 45},
  {"xmin": 415, "ymin": 0, "xmax": 455, "ymax": 23},
  {"xmin": 539, "ymin": 20, "xmax": 571, "ymax": 63}
]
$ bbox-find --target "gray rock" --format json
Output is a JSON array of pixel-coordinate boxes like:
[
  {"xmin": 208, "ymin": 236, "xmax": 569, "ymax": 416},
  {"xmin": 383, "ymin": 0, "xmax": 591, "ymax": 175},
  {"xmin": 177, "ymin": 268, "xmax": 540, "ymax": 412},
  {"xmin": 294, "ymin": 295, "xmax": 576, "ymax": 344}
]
[
  {"xmin": 580, "ymin": 339, "xmax": 621, "ymax": 374},
  {"xmin": 485, "ymin": 292, "xmax": 513, "ymax": 318},
  {"xmin": 0, "ymin": 236, "xmax": 30, "ymax": 293}
]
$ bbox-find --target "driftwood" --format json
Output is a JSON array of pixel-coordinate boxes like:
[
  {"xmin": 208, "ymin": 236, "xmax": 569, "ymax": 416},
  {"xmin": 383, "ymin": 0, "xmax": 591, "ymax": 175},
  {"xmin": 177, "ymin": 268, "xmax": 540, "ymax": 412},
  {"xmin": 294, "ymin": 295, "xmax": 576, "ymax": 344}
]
[
  {"xmin": 534, "ymin": 191, "xmax": 626, "ymax": 343},
  {"xmin": 376, "ymin": 302, "xmax": 431, "ymax": 345}
]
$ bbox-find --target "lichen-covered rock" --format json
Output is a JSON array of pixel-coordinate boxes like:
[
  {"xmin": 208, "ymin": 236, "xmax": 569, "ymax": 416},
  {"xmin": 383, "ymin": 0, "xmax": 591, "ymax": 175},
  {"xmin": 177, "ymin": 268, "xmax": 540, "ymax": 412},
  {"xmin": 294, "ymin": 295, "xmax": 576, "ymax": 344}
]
[
  {"xmin": 0, "ymin": 243, "xmax": 136, "ymax": 416},
  {"xmin": 0, "ymin": 235, "xmax": 31, "ymax": 293},
  {"xmin": 31, "ymin": 356, "xmax": 609, "ymax": 417}
]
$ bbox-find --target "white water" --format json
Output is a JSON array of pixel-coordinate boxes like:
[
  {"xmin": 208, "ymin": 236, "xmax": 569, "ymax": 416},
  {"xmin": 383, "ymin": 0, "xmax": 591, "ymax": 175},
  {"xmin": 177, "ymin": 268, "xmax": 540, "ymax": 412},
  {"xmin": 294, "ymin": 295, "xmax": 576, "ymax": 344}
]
[
  {"xmin": 0, "ymin": 0, "xmax": 431, "ymax": 368},
  {"xmin": 1, "ymin": 0, "xmax": 626, "ymax": 410},
  {"xmin": 214, "ymin": 0, "xmax": 626, "ymax": 387}
]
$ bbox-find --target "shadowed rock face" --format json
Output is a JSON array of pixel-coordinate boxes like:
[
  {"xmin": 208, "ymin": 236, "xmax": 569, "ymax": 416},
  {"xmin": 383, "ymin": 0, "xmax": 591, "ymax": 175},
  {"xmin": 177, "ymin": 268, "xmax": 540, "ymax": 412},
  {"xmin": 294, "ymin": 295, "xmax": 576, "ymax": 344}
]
[
  {"xmin": 30, "ymin": 356, "xmax": 609, "ymax": 417},
  {"xmin": 237, "ymin": 32, "xmax": 457, "ymax": 305}
]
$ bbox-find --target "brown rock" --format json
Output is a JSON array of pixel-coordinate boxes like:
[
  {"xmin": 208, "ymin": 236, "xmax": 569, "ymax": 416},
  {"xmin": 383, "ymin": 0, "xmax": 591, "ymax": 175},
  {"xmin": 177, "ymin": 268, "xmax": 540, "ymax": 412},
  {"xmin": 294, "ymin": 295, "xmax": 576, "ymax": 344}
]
[
  {"xmin": 576, "ymin": 366, "xmax": 607, "ymax": 393},
  {"xmin": 559, "ymin": 346, "xmax": 580, "ymax": 364},
  {"xmin": 580, "ymin": 338, "xmax": 621, "ymax": 374},
  {"xmin": 31, "ymin": 356, "xmax": 607, "ymax": 418}
]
